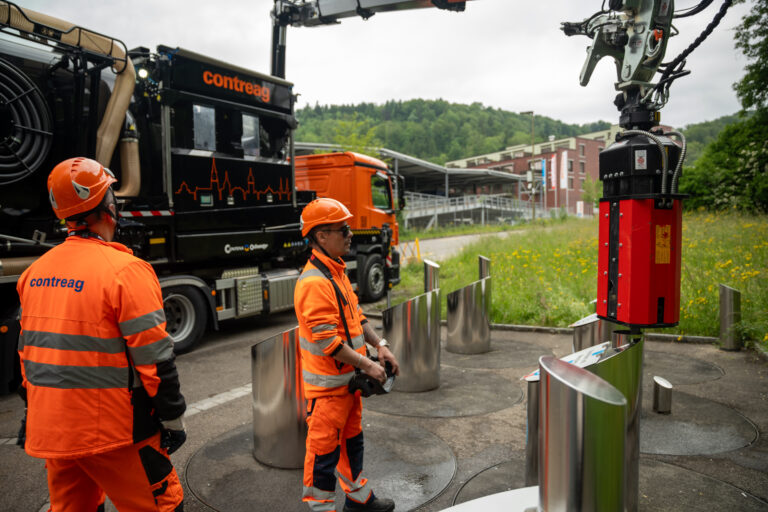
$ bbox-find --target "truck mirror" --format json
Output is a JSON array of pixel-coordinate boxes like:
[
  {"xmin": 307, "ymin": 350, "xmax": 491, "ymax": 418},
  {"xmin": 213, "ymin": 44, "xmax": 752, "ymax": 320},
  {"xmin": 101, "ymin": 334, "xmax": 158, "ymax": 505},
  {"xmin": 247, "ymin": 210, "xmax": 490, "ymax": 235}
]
[{"xmin": 397, "ymin": 175, "xmax": 406, "ymax": 210}]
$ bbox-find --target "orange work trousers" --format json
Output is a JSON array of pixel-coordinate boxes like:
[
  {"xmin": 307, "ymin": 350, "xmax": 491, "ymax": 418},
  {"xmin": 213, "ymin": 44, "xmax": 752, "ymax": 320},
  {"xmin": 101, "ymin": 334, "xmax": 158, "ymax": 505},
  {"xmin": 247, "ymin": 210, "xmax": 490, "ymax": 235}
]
[
  {"xmin": 303, "ymin": 393, "xmax": 372, "ymax": 511},
  {"xmin": 45, "ymin": 432, "xmax": 183, "ymax": 512}
]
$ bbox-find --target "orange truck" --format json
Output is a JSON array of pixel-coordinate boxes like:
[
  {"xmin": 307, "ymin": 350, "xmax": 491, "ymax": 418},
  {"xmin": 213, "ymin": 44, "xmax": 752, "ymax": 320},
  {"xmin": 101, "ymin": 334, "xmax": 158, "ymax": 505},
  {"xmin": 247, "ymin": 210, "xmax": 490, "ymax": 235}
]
[{"xmin": 294, "ymin": 152, "xmax": 403, "ymax": 302}]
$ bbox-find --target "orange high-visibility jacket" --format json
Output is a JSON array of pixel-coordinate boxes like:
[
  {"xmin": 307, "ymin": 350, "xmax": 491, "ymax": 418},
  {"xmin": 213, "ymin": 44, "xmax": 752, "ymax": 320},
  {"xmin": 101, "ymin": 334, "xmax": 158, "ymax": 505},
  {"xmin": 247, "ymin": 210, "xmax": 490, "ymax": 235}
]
[
  {"xmin": 17, "ymin": 236, "xmax": 185, "ymax": 459},
  {"xmin": 294, "ymin": 249, "xmax": 368, "ymax": 399}
]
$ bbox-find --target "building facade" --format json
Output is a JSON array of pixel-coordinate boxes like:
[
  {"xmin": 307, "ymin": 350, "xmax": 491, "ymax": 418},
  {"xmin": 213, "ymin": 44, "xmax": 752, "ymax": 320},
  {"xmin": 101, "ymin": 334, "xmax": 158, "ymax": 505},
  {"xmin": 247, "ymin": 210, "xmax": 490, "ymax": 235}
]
[{"xmin": 444, "ymin": 126, "xmax": 627, "ymax": 214}]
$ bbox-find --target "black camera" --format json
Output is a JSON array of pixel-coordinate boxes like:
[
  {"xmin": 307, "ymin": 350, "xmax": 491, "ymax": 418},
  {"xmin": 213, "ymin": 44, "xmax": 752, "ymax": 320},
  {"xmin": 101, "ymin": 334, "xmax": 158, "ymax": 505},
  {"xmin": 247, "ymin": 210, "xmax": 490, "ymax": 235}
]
[{"xmin": 348, "ymin": 358, "xmax": 395, "ymax": 397}]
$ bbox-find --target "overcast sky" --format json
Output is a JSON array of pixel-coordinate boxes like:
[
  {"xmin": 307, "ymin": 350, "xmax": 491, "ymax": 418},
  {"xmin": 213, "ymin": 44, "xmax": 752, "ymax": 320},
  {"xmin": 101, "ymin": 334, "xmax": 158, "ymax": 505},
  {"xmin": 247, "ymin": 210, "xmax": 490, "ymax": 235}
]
[{"xmin": 21, "ymin": 0, "xmax": 753, "ymax": 128}]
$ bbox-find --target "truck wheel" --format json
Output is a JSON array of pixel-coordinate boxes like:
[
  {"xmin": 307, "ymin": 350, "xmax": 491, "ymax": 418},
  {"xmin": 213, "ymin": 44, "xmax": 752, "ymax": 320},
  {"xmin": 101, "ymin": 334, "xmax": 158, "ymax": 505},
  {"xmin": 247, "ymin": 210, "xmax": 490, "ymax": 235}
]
[
  {"xmin": 360, "ymin": 254, "xmax": 386, "ymax": 302},
  {"xmin": 0, "ymin": 306, "xmax": 22, "ymax": 395},
  {"xmin": 163, "ymin": 286, "xmax": 207, "ymax": 354}
]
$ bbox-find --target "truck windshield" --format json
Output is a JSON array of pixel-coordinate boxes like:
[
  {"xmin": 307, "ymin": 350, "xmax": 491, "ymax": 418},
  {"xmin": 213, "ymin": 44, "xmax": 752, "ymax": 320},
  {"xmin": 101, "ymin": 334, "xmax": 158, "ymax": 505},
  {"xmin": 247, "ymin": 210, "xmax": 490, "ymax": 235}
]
[{"xmin": 371, "ymin": 173, "xmax": 392, "ymax": 210}]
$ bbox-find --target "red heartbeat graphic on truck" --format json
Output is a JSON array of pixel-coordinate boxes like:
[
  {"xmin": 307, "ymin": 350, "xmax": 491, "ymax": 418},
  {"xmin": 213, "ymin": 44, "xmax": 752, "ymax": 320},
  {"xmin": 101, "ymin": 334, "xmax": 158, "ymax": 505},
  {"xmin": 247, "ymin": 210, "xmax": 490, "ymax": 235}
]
[{"xmin": 175, "ymin": 158, "xmax": 291, "ymax": 201}]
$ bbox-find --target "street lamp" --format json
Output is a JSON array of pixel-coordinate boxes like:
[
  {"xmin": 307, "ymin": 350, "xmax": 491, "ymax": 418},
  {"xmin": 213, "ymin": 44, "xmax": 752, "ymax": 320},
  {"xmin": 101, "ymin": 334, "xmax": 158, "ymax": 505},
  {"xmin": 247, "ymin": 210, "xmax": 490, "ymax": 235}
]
[{"xmin": 520, "ymin": 111, "xmax": 536, "ymax": 219}]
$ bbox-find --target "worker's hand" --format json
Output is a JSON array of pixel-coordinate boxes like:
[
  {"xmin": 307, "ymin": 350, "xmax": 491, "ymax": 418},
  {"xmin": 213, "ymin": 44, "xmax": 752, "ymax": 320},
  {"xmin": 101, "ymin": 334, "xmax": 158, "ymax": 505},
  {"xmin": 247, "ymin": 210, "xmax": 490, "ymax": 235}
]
[
  {"xmin": 362, "ymin": 358, "xmax": 387, "ymax": 383},
  {"xmin": 160, "ymin": 417, "xmax": 187, "ymax": 455},
  {"xmin": 377, "ymin": 346, "xmax": 400, "ymax": 377},
  {"xmin": 16, "ymin": 409, "xmax": 26, "ymax": 449}
]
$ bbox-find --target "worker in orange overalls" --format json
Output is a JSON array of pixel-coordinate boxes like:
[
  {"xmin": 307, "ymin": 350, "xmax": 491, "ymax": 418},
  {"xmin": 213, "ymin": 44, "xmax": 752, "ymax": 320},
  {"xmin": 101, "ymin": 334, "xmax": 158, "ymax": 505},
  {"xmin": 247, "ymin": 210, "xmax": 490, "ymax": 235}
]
[
  {"xmin": 16, "ymin": 157, "xmax": 187, "ymax": 511},
  {"xmin": 295, "ymin": 198, "xmax": 400, "ymax": 512}
]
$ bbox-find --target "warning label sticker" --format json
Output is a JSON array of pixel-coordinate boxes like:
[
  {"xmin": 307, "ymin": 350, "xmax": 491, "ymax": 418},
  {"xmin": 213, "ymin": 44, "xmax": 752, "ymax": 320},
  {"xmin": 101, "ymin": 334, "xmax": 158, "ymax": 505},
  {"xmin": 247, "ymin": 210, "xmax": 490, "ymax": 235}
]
[
  {"xmin": 656, "ymin": 224, "xmax": 671, "ymax": 264},
  {"xmin": 635, "ymin": 149, "xmax": 647, "ymax": 170}
]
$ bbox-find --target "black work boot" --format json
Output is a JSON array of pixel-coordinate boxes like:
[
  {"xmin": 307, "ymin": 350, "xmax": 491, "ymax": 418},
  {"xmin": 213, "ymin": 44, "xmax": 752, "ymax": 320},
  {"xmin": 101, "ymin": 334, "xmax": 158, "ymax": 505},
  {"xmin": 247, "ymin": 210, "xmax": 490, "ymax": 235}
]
[{"xmin": 343, "ymin": 494, "xmax": 395, "ymax": 512}]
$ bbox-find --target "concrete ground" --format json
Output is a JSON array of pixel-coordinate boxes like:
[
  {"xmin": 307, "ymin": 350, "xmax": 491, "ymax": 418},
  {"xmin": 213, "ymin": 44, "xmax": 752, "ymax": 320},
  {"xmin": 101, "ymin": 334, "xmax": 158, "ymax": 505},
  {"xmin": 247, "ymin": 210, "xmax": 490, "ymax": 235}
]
[{"xmin": 1, "ymin": 322, "xmax": 767, "ymax": 511}]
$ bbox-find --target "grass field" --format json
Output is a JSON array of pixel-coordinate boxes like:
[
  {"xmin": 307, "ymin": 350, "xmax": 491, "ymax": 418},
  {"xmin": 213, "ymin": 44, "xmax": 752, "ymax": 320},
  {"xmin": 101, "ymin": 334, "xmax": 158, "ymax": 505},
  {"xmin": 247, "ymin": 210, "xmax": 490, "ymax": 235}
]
[
  {"xmin": 390, "ymin": 211, "xmax": 768, "ymax": 350},
  {"xmin": 399, "ymin": 222, "xmax": 524, "ymax": 242}
]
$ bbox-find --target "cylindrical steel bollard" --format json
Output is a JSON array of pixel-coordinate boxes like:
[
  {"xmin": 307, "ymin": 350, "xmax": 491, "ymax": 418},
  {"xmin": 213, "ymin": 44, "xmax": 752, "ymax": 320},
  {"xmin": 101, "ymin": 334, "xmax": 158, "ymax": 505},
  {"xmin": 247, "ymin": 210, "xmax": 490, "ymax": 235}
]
[
  {"xmin": 524, "ymin": 376, "xmax": 539, "ymax": 487},
  {"xmin": 251, "ymin": 327, "xmax": 307, "ymax": 468},
  {"xmin": 479, "ymin": 255, "xmax": 491, "ymax": 280},
  {"xmin": 570, "ymin": 313, "xmax": 619, "ymax": 352},
  {"xmin": 446, "ymin": 277, "xmax": 492, "ymax": 354},
  {"xmin": 382, "ymin": 288, "xmax": 441, "ymax": 392},
  {"xmin": 653, "ymin": 376, "xmax": 673, "ymax": 414},
  {"xmin": 424, "ymin": 259, "xmax": 440, "ymax": 293},
  {"xmin": 612, "ymin": 329, "xmax": 642, "ymax": 350},
  {"xmin": 538, "ymin": 356, "xmax": 627, "ymax": 512},
  {"xmin": 719, "ymin": 284, "xmax": 742, "ymax": 351},
  {"xmin": 587, "ymin": 336, "xmax": 644, "ymax": 512}
]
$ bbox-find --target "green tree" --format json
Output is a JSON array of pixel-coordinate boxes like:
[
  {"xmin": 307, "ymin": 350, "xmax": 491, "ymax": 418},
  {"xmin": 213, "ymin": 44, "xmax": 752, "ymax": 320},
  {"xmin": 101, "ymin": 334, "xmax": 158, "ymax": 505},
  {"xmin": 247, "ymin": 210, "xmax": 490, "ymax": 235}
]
[
  {"xmin": 681, "ymin": 112, "xmax": 768, "ymax": 212},
  {"xmin": 733, "ymin": 0, "xmax": 768, "ymax": 114},
  {"xmin": 680, "ymin": 0, "xmax": 768, "ymax": 212},
  {"xmin": 580, "ymin": 175, "xmax": 603, "ymax": 208},
  {"xmin": 332, "ymin": 115, "xmax": 381, "ymax": 157},
  {"xmin": 294, "ymin": 99, "xmax": 612, "ymax": 164}
]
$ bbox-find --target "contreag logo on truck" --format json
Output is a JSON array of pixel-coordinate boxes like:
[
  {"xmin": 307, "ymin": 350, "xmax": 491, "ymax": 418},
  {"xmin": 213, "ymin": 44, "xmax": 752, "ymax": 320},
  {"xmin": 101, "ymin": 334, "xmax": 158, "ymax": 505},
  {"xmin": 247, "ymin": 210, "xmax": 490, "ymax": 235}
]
[
  {"xmin": 224, "ymin": 243, "xmax": 269, "ymax": 254},
  {"xmin": 203, "ymin": 70, "xmax": 271, "ymax": 103}
]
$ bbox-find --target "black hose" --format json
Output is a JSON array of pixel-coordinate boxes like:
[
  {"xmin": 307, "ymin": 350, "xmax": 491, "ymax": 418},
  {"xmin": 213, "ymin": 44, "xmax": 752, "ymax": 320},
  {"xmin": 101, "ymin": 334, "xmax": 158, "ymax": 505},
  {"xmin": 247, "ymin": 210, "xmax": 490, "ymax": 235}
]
[
  {"xmin": 656, "ymin": 0, "xmax": 734, "ymax": 91},
  {"xmin": 674, "ymin": 0, "xmax": 716, "ymax": 18}
]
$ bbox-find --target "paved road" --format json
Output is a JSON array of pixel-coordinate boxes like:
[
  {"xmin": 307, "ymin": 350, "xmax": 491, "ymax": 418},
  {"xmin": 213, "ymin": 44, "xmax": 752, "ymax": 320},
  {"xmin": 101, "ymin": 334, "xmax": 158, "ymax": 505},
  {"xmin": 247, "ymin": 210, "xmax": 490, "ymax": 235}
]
[
  {"xmin": 2, "ymin": 298, "xmax": 768, "ymax": 512},
  {"xmin": 400, "ymin": 231, "xmax": 519, "ymax": 265},
  {"xmin": 0, "ymin": 311, "xmax": 300, "ymax": 512}
]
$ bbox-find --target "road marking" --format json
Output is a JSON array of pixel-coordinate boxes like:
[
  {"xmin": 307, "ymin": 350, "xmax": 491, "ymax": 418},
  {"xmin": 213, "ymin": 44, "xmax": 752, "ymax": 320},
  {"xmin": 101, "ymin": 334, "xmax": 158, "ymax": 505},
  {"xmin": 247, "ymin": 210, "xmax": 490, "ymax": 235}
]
[{"xmin": 185, "ymin": 383, "xmax": 252, "ymax": 417}]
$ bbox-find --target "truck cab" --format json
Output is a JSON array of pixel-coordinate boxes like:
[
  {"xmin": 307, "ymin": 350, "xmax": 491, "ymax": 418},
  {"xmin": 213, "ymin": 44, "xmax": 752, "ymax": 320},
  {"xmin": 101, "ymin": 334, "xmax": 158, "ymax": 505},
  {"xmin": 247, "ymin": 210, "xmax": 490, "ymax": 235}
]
[{"xmin": 294, "ymin": 152, "xmax": 402, "ymax": 301}]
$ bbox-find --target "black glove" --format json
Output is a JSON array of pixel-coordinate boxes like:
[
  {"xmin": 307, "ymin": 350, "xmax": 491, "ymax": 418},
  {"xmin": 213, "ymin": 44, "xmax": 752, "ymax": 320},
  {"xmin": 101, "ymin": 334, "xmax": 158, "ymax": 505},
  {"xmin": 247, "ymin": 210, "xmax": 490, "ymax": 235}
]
[
  {"xmin": 16, "ymin": 409, "xmax": 26, "ymax": 449},
  {"xmin": 160, "ymin": 417, "xmax": 186, "ymax": 455},
  {"xmin": 161, "ymin": 428, "xmax": 187, "ymax": 455}
]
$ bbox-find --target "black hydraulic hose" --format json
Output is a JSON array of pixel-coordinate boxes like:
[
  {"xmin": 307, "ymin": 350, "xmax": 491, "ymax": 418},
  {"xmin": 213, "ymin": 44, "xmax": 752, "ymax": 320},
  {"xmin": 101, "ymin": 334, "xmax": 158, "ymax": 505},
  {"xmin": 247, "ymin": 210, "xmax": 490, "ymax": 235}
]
[
  {"xmin": 621, "ymin": 129, "xmax": 669, "ymax": 194},
  {"xmin": 674, "ymin": 0, "xmax": 716, "ymax": 18},
  {"xmin": 657, "ymin": 0, "xmax": 734, "ymax": 90}
]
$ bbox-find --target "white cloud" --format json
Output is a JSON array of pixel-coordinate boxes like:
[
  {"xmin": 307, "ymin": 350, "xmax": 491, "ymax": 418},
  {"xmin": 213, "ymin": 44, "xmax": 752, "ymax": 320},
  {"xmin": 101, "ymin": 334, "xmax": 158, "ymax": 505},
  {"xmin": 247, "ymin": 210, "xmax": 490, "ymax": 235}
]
[{"xmin": 19, "ymin": 0, "xmax": 753, "ymax": 127}]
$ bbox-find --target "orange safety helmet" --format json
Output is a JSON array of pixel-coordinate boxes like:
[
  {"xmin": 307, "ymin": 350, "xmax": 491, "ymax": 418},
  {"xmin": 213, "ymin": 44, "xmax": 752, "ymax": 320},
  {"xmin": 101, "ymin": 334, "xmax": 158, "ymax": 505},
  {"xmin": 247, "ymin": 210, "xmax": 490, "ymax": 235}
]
[
  {"xmin": 48, "ymin": 157, "xmax": 117, "ymax": 220},
  {"xmin": 300, "ymin": 197, "xmax": 352, "ymax": 237}
]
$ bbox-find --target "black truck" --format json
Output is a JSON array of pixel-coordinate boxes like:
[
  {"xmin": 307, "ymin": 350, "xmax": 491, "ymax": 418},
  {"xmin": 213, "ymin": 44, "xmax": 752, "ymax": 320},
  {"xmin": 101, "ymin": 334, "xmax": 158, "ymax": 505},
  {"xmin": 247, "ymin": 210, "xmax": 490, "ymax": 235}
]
[{"xmin": 0, "ymin": 2, "xmax": 399, "ymax": 393}]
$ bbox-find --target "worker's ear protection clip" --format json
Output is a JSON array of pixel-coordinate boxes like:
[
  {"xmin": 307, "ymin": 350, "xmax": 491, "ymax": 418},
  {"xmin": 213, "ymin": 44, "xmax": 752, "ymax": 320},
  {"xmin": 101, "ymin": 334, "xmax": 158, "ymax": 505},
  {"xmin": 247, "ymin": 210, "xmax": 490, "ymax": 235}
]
[{"xmin": 348, "ymin": 357, "xmax": 395, "ymax": 397}]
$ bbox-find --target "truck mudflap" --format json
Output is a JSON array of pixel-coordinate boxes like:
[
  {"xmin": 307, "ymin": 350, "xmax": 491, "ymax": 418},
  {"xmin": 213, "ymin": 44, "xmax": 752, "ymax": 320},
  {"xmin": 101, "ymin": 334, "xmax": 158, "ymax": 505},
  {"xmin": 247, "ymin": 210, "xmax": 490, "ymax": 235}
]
[{"xmin": 386, "ymin": 247, "xmax": 401, "ymax": 286}]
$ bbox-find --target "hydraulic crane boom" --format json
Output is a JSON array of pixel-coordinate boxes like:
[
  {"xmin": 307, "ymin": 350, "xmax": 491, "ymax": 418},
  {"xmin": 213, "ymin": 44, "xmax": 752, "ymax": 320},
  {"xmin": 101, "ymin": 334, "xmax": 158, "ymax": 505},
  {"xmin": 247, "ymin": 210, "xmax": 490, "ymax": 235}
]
[{"xmin": 271, "ymin": 0, "xmax": 469, "ymax": 77}]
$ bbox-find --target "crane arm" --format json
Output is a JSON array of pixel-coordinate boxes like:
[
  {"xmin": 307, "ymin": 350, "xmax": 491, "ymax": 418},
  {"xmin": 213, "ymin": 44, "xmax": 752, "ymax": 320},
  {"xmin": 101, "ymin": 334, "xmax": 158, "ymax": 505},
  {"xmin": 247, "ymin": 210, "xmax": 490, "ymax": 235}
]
[
  {"xmin": 275, "ymin": 0, "xmax": 466, "ymax": 28},
  {"xmin": 271, "ymin": 0, "xmax": 470, "ymax": 77}
]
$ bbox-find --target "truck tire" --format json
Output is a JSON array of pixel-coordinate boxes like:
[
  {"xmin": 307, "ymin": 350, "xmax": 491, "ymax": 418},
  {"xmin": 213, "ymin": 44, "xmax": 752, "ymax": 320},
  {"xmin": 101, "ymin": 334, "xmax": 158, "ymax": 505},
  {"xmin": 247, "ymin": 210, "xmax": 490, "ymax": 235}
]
[
  {"xmin": 360, "ymin": 254, "xmax": 386, "ymax": 303},
  {"xmin": 163, "ymin": 286, "xmax": 207, "ymax": 354},
  {"xmin": 0, "ymin": 306, "xmax": 22, "ymax": 395}
]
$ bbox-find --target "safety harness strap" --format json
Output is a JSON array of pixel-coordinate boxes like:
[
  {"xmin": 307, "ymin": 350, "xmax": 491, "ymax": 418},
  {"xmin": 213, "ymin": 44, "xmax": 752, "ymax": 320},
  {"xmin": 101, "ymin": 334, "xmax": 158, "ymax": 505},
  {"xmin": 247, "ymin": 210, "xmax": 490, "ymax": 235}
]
[{"xmin": 310, "ymin": 255, "xmax": 361, "ymax": 376}]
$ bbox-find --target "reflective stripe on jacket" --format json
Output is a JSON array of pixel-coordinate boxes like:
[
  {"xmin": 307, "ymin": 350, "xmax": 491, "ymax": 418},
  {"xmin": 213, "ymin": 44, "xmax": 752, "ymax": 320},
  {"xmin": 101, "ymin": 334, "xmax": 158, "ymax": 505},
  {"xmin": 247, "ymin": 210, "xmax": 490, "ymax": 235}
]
[
  {"xmin": 17, "ymin": 236, "xmax": 186, "ymax": 459},
  {"xmin": 294, "ymin": 249, "xmax": 368, "ymax": 399}
]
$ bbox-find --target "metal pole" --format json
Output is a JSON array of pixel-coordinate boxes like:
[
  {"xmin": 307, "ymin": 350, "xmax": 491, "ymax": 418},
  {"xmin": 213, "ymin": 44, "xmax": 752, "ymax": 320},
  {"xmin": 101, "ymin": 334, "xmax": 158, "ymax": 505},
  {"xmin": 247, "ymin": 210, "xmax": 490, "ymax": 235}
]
[
  {"xmin": 478, "ymin": 255, "xmax": 490, "ymax": 280},
  {"xmin": 524, "ymin": 377, "xmax": 539, "ymax": 486},
  {"xmin": 652, "ymin": 376, "xmax": 672, "ymax": 414},
  {"xmin": 719, "ymin": 284, "xmax": 742, "ymax": 351},
  {"xmin": 424, "ymin": 259, "xmax": 440, "ymax": 293}
]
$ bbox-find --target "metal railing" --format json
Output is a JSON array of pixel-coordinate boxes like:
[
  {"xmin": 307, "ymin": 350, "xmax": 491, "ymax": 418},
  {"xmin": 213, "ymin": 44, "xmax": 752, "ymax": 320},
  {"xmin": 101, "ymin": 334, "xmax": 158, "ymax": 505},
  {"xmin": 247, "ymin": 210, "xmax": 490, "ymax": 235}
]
[{"xmin": 402, "ymin": 192, "xmax": 534, "ymax": 228}]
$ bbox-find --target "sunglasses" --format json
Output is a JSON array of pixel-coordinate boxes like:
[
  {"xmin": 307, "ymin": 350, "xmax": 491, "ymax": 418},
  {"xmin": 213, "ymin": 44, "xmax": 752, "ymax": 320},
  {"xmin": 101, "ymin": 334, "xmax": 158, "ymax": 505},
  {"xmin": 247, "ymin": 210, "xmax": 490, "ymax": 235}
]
[{"xmin": 319, "ymin": 225, "xmax": 352, "ymax": 237}]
